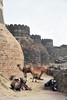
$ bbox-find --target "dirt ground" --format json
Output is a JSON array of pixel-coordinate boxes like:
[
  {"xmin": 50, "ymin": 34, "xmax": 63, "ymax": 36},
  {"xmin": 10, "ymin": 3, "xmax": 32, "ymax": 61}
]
[{"xmin": 0, "ymin": 74, "xmax": 67, "ymax": 100}]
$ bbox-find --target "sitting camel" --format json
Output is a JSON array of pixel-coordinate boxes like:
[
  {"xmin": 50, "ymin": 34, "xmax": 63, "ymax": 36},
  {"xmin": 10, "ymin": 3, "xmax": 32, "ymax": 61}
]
[
  {"xmin": 10, "ymin": 77, "xmax": 32, "ymax": 91},
  {"xmin": 10, "ymin": 78, "xmax": 21, "ymax": 91}
]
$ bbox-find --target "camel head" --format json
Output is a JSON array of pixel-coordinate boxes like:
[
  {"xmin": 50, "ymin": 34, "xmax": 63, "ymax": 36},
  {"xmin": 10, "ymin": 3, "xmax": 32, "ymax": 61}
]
[
  {"xmin": 9, "ymin": 75, "xmax": 16, "ymax": 80},
  {"xmin": 17, "ymin": 64, "xmax": 23, "ymax": 71},
  {"xmin": 20, "ymin": 78, "xmax": 27, "ymax": 84}
]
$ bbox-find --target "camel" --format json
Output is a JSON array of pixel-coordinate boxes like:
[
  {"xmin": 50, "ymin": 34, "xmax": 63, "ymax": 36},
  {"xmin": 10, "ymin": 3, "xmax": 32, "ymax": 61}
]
[
  {"xmin": 17, "ymin": 64, "xmax": 34, "ymax": 78},
  {"xmin": 32, "ymin": 71, "xmax": 44, "ymax": 82},
  {"xmin": 32, "ymin": 67, "xmax": 48, "ymax": 82},
  {"xmin": 10, "ymin": 78, "xmax": 21, "ymax": 91},
  {"xmin": 17, "ymin": 64, "xmax": 48, "ymax": 82},
  {"xmin": 10, "ymin": 77, "xmax": 32, "ymax": 91}
]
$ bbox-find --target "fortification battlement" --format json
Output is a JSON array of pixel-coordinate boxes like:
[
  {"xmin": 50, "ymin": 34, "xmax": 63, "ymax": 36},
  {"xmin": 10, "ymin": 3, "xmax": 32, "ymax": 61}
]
[
  {"xmin": 6, "ymin": 24, "xmax": 30, "ymax": 37},
  {"xmin": 31, "ymin": 34, "xmax": 41, "ymax": 43},
  {"xmin": 41, "ymin": 39, "xmax": 53, "ymax": 47},
  {"xmin": 61, "ymin": 45, "xmax": 67, "ymax": 48},
  {"xmin": 6, "ymin": 24, "xmax": 54, "ymax": 46}
]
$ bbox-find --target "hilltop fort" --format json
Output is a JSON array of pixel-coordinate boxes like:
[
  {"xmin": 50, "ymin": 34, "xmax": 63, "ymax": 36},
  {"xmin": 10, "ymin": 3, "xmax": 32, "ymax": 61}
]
[{"xmin": 6, "ymin": 24, "xmax": 67, "ymax": 65}]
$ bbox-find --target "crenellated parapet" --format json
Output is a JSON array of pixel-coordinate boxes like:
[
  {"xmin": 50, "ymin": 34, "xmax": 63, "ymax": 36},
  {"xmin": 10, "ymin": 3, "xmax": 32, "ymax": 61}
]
[
  {"xmin": 31, "ymin": 34, "xmax": 41, "ymax": 43},
  {"xmin": 61, "ymin": 45, "xmax": 67, "ymax": 48},
  {"xmin": 41, "ymin": 39, "xmax": 53, "ymax": 47},
  {"xmin": 6, "ymin": 24, "xmax": 30, "ymax": 37}
]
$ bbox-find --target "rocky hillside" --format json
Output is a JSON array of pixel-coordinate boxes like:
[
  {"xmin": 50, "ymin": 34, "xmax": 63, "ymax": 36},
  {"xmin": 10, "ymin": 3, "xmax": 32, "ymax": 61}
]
[
  {"xmin": 0, "ymin": 24, "xmax": 24, "ymax": 78},
  {"xmin": 19, "ymin": 36, "xmax": 50, "ymax": 66},
  {"xmin": 47, "ymin": 63, "xmax": 67, "ymax": 94}
]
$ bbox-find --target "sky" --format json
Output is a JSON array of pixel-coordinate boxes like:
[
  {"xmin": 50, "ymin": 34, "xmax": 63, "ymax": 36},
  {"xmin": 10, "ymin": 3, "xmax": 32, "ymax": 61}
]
[{"xmin": 3, "ymin": 0, "xmax": 67, "ymax": 46}]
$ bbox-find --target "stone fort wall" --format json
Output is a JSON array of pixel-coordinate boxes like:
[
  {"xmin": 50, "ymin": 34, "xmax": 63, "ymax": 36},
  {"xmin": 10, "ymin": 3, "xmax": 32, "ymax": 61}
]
[
  {"xmin": 6, "ymin": 24, "xmax": 30, "ymax": 37},
  {"xmin": 6, "ymin": 24, "xmax": 53, "ymax": 46},
  {"xmin": 6, "ymin": 24, "xmax": 67, "ymax": 62}
]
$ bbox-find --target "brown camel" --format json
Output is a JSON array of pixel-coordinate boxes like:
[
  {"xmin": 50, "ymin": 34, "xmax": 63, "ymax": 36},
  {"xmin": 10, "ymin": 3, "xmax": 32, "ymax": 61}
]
[
  {"xmin": 17, "ymin": 64, "xmax": 48, "ymax": 81},
  {"xmin": 17, "ymin": 64, "xmax": 34, "ymax": 78},
  {"xmin": 32, "ymin": 67, "xmax": 48, "ymax": 82},
  {"xmin": 32, "ymin": 71, "xmax": 44, "ymax": 82}
]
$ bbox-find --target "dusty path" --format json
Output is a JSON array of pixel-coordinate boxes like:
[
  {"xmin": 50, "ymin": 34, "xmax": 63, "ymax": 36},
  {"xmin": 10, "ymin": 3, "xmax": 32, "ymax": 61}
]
[
  {"xmin": 0, "ymin": 92, "xmax": 67, "ymax": 100},
  {"xmin": 0, "ymin": 74, "xmax": 67, "ymax": 100}
]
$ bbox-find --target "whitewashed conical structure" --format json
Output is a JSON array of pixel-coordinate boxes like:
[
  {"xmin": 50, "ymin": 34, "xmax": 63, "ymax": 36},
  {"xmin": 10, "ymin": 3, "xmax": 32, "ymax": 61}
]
[
  {"xmin": 0, "ymin": 0, "xmax": 24, "ymax": 78},
  {"xmin": 0, "ymin": 0, "xmax": 4, "ymax": 23}
]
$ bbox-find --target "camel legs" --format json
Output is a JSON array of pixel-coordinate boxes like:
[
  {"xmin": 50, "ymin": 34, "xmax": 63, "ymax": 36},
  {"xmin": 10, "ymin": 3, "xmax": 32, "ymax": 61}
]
[
  {"xmin": 32, "ymin": 78, "xmax": 37, "ymax": 82},
  {"xmin": 24, "ymin": 73, "xmax": 27, "ymax": 78}
]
